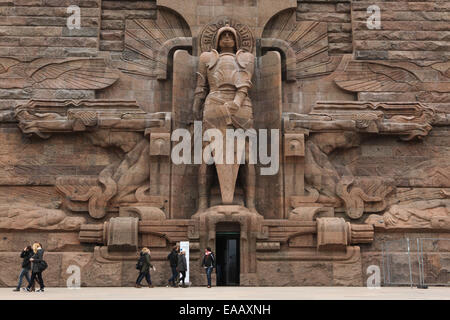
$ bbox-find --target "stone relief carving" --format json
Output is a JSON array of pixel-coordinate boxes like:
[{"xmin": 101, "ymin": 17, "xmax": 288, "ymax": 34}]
[
  {"xmin": 0, "ymin": 204, "xmax": 86, "ymax": 231},
  {"xmin": 0, "ymin": 1, "xmax": 449, "ymax": 287},
  {"xmin": 366, "ymin": 190, "xmax": 450, "ymax": 230},
  {"xmin": 261, "ymin": 8, "xmax": 342, "ymax": 81},
  {"xmin": 192, "ymin": 25, "xmax": 257, "ymax": 214},
  {"xmin": 286, "ymin": 101, "xmax": 437, "ymax": 140},
  {"xmin": 0, "ymin": 57, "xmax": 119, "ymax": 90},
  {"xmin": 14, "ymin": 99, "xmax": 167, "ymax": 138},
  {"xmin": 117, "ymin": 8, "xmax": 192, "ymax": 80},
  {"xmin": 284, "ymin": 101, "xmax": 441, "ymax": 219},
  {"xmin": 335, "ymin": 60, "xmax": 450, "ymax": 103},
  {"xmin": 14, "ymin": 99, "xmax": 171, "ymax": 219},
  {"xmin": 56, "ymin": 132, "xmax": 149, "ymax": 219},
  {"xmin": 400, "ymin": 158, "xmax": 450, "ymax": 188},
  {"xmin": 200, "ymin": 17, "xmax": 254, "ymax": 53}
]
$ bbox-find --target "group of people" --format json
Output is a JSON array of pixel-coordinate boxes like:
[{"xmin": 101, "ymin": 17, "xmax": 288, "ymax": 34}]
[
  {"xmin": 13, "ymin": 242, "xmax": 47, "ymax": 292},
  {"xmin": 14, "ymin": 242, "xmax": 215, "ymax": 290},
  {"xmin": 135, "ymin": 246, "xmax": 216, "ymax": 288}
]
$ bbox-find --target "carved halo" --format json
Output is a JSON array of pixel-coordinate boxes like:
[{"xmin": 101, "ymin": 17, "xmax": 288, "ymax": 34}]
[{"xmin": 200, "ymin": 17, "xmax": 254, "ymax": 53}]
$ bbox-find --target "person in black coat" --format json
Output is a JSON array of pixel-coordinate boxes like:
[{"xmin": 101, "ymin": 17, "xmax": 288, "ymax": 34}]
[
  {"xmin": 176, "ymin": 250, "xmax": 187, "ymax": 288},
  {"xmin": 13, "ymin": 246, "xmax": 33, "ymax": 291},
  {"xmin": 202, "ymin": 247, "xmax": 215, "ymax": 288},
  {"xmin": 26, "ymin": 243, "xmax": 45, "ymax": 292},
  {"xmin": 167, "ymin": 245, "xmax": 179, "ymax": 287},
  {"xmin": 135, "ymin": 247, "xmax": 154, "ymax": 288}
]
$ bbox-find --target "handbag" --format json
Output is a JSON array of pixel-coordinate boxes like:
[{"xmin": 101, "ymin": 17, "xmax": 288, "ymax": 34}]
[
  {"xmin": 136, "ymin": 255, "xmax": 145, "ymax": 270},
  {"xmin": 39, "ymin": 260, "xmax": 48, "ymax": 272}
]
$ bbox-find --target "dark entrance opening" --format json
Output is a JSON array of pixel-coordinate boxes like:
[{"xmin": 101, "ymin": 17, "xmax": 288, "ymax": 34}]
[{"xmin": 216, "ymin": 222, "xmax": 240, "ymax": 286}]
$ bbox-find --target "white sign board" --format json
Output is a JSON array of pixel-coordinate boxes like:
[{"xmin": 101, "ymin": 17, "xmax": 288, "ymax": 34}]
[{"xmin": 179, "ymin": 241, "xmax": 190, "ymax": 285}]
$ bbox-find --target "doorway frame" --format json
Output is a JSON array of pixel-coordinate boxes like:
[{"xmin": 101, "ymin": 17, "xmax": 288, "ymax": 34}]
[{"xmin": 216, "ymin": 229, "xmax": 241, "ymax": 286}]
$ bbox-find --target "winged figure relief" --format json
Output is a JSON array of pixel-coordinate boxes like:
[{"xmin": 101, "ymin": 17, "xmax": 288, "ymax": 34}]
[
  {"xmin": 335, "ymin": 60, "xmax": 422, "ymax": 92},
  {"xmin": 335, "ymin": 60, "xmax": 450, "ymax": 103},
  {"xmin": 0, "ymin": 57, "xmax": 119, "ymax": 90}
]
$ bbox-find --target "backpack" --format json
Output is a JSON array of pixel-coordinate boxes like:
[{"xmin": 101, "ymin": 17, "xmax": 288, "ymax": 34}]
[
  {"xmin": 136, "ymin": 255, "xmax": 145, "ymax": 270},
  {"xmin": 204, "ymin": 253, "xmax": 215, "ymax": 268},
  {"xmin": 39, "ymin": 260, "xmax": 48, "ymax": 272}
]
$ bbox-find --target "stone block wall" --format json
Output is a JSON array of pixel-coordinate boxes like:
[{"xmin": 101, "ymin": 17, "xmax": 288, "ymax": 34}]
[
  {"xmin": 296, "ymin": 0, "xmax": 450, "ymax": 60},
  {"xmin": 333, "ymin": 128, "xmax": 450, "ymax": 183},
  {"xmin": 0, "ymin": 0, "xmax": 101, "ymax": 106},
  {"xmin": 352, "ymin": 0, "xmax": 450, "ymax": 61},
  {"xmin": 100, "ymin": 0, "xmax": 156, "ymax": 52},
  {"xmin": 0, "ymin": 128, "xmax": 115, "ymax": 186},
  {"xmin": 297, "ymin": 0, "xmax": 353, "ymax": 54},
  {"xmin": 0, "ymin": 0, "xmax": 101, "ymax": 58}
]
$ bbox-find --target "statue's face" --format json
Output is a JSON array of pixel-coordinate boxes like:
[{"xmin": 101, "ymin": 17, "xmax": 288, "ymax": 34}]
[{"xmin": 219, "ymin": 31, "xmax": 236, "ymax": 51}]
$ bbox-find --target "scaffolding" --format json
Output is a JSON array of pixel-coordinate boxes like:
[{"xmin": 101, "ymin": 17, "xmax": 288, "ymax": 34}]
[
  {"xmin": 417, "ymin": 238, "xmax": 450, "ymax": 287},
  {"xmin": 381, "ymin": 237, "xmax": 414, "ymax": 287}
]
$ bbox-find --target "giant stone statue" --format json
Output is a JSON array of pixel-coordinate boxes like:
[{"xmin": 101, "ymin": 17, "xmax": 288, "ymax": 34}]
[{"xmin": 192, "ymin": 25, "xmax": 256, "ymax": 213}]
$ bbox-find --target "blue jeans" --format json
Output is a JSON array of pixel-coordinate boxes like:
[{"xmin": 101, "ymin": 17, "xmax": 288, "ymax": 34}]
[
  {"xmin": 205, "ymin": 266, "xmax": 213, "ymax": 286},
  {"xmin": 16, "ymin": 268, "xmax": 31, "ymax": 289},
  {"xmin": 168, "ymin": 266, "xmax": 178, "ymax": 284},
  {"xmin": 136, "ymin": 271, "xmax": 151, "ymax": 285}
]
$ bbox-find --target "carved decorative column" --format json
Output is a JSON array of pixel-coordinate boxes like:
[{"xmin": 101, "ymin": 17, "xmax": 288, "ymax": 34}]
[
  {"xmin": 144, "ymin": 112, "xmax": 172, "ymax": 218},
  {"xmin": 283, "ymin": 131, "xmax": 307, "ymax": 218}
]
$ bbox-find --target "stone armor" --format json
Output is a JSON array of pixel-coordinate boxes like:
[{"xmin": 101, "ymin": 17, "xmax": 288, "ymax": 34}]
[{"xmin": 195, "ymin": 49, "xmax": 255, "ymax": 131}]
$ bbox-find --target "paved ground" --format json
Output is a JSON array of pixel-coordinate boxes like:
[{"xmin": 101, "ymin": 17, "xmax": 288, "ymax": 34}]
[{"xmin": 0, "ymin": 286, "xmax": 449, "ymax": 300}]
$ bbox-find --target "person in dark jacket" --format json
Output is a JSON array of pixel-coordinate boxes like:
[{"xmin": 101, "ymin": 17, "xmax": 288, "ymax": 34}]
[
  {"xmin": 202, "ymin": 247, "xmax": 215, "ymax": 288},
  {"xmin": 167, "ymin": 245, "xmax": 179, "ymax": 287},
  {"xmin": 13, "ymin": 246, "xmax": 33, "ymax": 291},
  {"xmin": 135, "ymin": 247, "xmax": 154, "ymax": 288},
  {"xmin": 176, "ymin": 250, "xmax": 187, "ymax": 288},
  {"xmin": 25, "ymin": 242, "xmax": 45, "ymax": 292}
]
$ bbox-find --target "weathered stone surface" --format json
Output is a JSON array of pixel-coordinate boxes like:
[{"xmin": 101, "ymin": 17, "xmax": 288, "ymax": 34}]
[
  {"xmin": 0, "ymin": 1, "xmax": 100, "ymax": 58},
  {"xmin": 256, "ymin": 261, "xmax": 333, "ymax": 286},
  {"xmin": 333, "ymin": 259, "xmax": 363, "ymax": 286},
  {"xmin": 352, "ymin": 1, "xmax": 450, "ymax": 62},
  {"xmin": 0, "ymin": 0, "xmax": 448, "ymax": 288}
]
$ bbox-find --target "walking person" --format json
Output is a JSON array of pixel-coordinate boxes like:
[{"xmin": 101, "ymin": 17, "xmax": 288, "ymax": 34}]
[
  {"xmin": 167, "ymin": 245, "xmax": 179, "ymax": 287},
  {"xmin": 25, "ymin": 243, "xmax": 47, "ymax": 292},
  {"xmin": 13, "ymin": 246, "xmax": 33, "ymax": 292},
  {"xmin": 176, "ymin": 250, "xmax": 187, "ymax": 288},
  {"xmin": 202, "ymin": 247, "xmax": 215, "ymax": 288},
  {"xmin": 135, "ymin": 247, "xmax": 154, "ymax": 288}
]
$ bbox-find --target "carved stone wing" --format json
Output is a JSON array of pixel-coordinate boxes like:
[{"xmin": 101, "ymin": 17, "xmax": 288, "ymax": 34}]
[
  {"xmin": 118, "ymin": 8, "xmax": 192, "ymax": 80},
  {"xmin": 261, "ymin": 9, "xmax": 342, "ymax": 80},
  {"xmin": 0, "ymin": 57, "xmax": 119, "ymax": 90},
  {"xmin": 0, "ymin": 57, "xmax": 29, "ymax": 89},
  {"xmin": 28, "ymin": 58, "xmax": 119, "ymax": 90},
  {"xmin": 335, "ymin": 60, "xmax": 421, "ymax": 92},
  {"xmin": 0, "ymin": 57, "xmax": 21, "ymax": 74}
]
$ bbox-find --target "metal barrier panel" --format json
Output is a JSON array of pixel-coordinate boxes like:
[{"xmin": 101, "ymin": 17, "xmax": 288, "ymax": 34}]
[
  {"xmin": 382, "ymin": 238, "xmax": 415, "ymax": 287},
  {"xmin": 418, "ymin": 238, "xmax": 450, "ymax": 287}
]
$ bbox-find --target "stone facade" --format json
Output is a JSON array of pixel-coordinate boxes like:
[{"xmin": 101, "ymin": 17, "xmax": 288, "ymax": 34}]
[{"xmin": 0, "ymin": 0, "xmax": 448, "ymax": 287}]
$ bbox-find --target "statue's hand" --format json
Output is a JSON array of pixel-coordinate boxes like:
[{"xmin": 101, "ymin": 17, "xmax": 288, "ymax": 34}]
[{"xmin": 224, "ymin": 101, "xmax": 239, "ymax": 115}]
